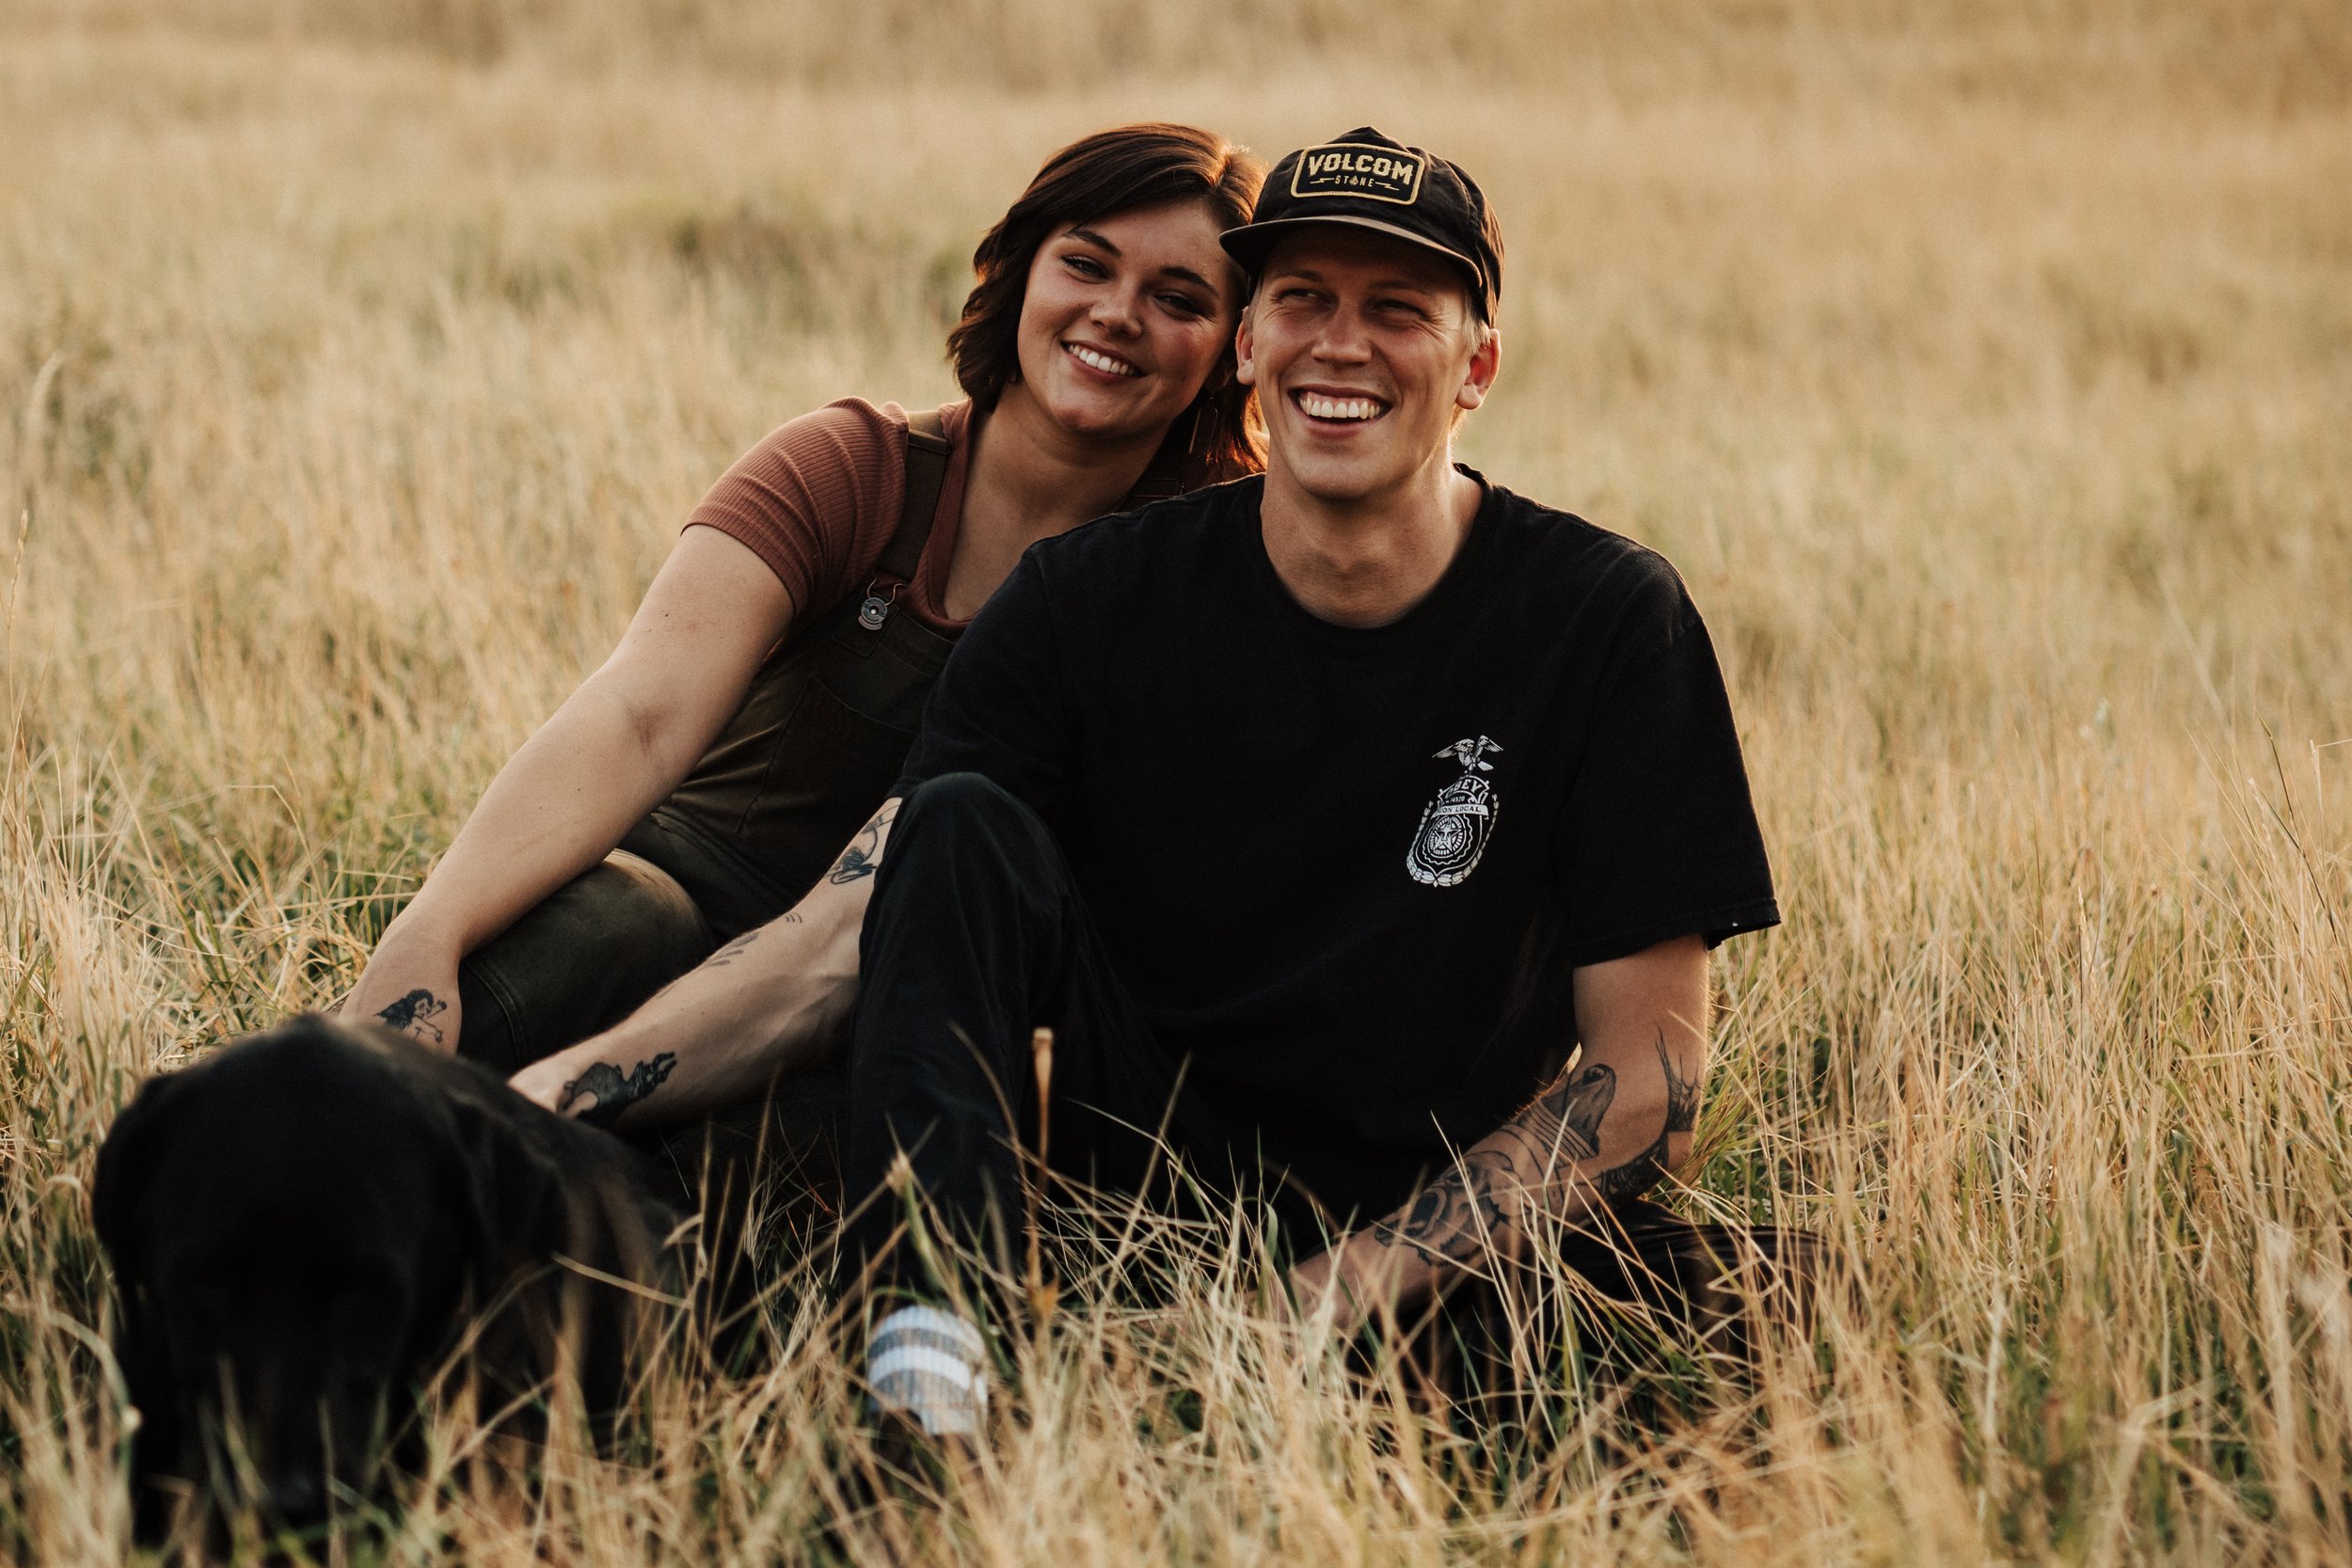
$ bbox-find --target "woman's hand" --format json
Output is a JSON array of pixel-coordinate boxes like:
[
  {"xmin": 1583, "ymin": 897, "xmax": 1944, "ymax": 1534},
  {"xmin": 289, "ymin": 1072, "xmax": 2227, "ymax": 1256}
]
[{"xmin": 342, "ymin": 930, "xmax": 465, "ymax": 1053}]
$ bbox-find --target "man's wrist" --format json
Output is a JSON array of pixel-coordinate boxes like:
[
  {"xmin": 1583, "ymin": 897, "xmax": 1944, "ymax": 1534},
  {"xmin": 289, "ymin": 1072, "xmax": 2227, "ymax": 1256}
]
[
  {"xmin": 511, "ymin": 1035, "xmax": 609, "ymax": 1117},
  {"xmin": 1355, "ymin": 1228, "xmax": 1439, "ymax": 1309},
  {"xmin": 1289, "ymin": 1232, "xmax": 1427, "ymax": 1337}
]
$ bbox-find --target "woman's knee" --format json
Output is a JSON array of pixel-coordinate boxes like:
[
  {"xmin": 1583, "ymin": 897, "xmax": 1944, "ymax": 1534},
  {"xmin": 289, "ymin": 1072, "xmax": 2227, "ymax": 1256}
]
[{"xmin": 457, "ymin": 851, "xmax": 713, "ymax": 1070}]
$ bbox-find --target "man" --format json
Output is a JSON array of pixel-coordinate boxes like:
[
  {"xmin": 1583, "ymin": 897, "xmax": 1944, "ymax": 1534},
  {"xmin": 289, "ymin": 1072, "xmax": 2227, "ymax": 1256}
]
[{"xmin": 512, "ymin": 127, "xmax": 1781, "ymax": 1442}]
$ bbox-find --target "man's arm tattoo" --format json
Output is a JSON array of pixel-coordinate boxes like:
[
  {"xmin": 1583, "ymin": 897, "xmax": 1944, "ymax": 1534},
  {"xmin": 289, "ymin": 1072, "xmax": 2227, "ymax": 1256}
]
[
  {"xmin": 826, "ymin": 805, "xmax": 898, "ymax": 885},
  {"xmin": 375, "ymin": 988, "xmax": 449, "ymax": 1045},
  {"xmin": 1371, "ymin": 1146, "xmax": 1516, "ymax": 1266},
  {"xmin": 1586, "ymin": 1031, "xmax": 1700, "ymax": 1206},
  {"xmin": 556, "ymin": 1053, "xmax": 678, "ymax": 1129},
  {"xmin": 1518, "ymin": 1061, "xmax": 1616, "ymax": 1169}
]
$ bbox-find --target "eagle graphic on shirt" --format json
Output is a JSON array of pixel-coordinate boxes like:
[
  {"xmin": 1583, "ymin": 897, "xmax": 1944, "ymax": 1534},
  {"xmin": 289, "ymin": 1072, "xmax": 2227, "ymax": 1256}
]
[{"xmin": 1406, "ymin": 736, "xmax": 1502, "ymax": 887}]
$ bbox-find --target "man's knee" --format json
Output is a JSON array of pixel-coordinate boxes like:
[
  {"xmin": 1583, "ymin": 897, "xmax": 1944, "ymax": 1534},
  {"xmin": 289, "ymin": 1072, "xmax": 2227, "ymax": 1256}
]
[{"xmin": 886, "ymin": 772, "xmax": 1053, "ymax": 874}]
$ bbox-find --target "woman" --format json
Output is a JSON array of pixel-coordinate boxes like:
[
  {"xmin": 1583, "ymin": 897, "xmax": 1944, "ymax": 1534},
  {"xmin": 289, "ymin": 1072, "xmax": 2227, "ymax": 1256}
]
[{"xmin": 345, "ymin": 125, "xmax": 1264, "ymax": 1089}]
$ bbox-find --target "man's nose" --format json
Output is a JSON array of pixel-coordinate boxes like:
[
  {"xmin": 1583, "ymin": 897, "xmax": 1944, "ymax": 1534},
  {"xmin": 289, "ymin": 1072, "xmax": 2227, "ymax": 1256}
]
[{"xmin": 1311, "ymin": 307, "xmax": 1373, "ymax": 364}]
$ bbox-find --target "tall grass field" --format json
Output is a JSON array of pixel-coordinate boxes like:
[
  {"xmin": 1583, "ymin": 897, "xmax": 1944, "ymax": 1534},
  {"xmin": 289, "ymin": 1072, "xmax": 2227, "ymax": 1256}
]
[{"xmin": 4, "ymin": 1, "xmax": 2349, "ymax": 1561}]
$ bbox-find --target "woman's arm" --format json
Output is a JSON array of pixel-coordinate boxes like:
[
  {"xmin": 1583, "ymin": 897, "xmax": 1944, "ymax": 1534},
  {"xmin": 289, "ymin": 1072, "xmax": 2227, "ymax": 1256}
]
[
  {"xmin": 1288, "ymin": 934, "xmax": 1709, "ymax": 1333},
  {"xmin": 345, "ymin": 526, "xmax": 794, "ymax": 1047},
  {"xmin": 506, "ymin": 800, "xmax": 899, "ymax": 1126}
]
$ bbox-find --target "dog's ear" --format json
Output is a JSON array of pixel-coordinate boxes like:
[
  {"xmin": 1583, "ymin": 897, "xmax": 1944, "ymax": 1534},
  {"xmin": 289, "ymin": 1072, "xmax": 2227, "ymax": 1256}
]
[
  {"xmin": 92, "ymin": 1069, "xmax": 191, "ymax": 1285},
  {"xmin": 441, "ymin": 1093, "xmax": 573, "ymax": 1282},
  {"xmin": 92, "ymin": 1069, "xmax": 198, "ymax": 1509}
]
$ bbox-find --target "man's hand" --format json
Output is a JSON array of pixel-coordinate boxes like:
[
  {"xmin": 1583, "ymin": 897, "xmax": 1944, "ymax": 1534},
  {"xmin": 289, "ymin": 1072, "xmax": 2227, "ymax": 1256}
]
[{"xmin": 1294, "ymin": 934, "xmax": 1712, "ymax": 1328}]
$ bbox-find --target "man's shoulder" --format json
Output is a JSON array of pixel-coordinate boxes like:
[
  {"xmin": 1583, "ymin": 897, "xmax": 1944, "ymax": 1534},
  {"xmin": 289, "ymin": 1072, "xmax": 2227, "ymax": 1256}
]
[
  {"xmin": 1480, "ymin": 483, "xmax": 1700, "ymax": 633},
  {"xmin": 1025, "ymin": 475, "xmax": 1261, "ymax": 582}
]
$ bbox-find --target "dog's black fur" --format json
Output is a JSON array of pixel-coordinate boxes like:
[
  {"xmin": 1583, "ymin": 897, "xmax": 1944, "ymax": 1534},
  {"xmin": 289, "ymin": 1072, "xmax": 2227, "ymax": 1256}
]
[{"xmin": 92, "ymin": 1015, "xmax": 687, "ymax": 1535}]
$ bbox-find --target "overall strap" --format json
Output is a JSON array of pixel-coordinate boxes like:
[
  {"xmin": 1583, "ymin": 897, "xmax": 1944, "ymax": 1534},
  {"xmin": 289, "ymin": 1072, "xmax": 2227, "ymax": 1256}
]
[
  {"xmin": 1117, "ymin": 408, "xmax": 1203, "ymax": 510},
  {"xmin": 858, "ymin": 408, "xmax": 952, "ymax": 631},
  {"xmin": 1119, "ymin": 467, "xmax": 1184, "ymax": 509}
]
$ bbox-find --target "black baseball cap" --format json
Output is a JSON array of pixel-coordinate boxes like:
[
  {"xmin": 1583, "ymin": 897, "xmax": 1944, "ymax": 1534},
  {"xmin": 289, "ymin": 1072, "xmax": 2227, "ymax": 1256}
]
[{"xmin": 1219, "ymin": 126, "xmax": 1502, "ymax": 323}]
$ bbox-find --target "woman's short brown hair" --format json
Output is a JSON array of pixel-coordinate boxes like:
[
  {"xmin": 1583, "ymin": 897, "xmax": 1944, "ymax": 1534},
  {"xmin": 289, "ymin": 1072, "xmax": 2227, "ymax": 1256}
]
[{"xmin": 947, "ymin": 123, "xmax": 1266, "ymax": 488}]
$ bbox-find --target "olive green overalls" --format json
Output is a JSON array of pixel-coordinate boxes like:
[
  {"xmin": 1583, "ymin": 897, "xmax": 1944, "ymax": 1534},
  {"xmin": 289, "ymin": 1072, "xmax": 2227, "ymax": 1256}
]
[{"xmin": 451, "ymin": 411, "xmax": 1171, "ymax": 1219}]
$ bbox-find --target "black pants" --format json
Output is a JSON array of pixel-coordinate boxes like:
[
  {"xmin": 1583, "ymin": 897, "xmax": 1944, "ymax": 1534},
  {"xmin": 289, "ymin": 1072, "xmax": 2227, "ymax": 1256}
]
[
  {"xmin": 843, "ymin": 773, "xmax": 1267, "ymax": 1288},
  {"xmin": 843, "ymin": 773, "xmax": 1826, "ymax": 1362}
]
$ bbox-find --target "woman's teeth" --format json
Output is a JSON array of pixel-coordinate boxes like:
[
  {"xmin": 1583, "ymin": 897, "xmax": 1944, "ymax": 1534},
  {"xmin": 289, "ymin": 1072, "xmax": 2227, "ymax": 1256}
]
[
  {"xmin": 1296, "ymin": 392, "xmax": 1385, "ymax": 421},
  {"xmin": 1066, "ymin": 343, "xmax": 1139, "ymax": 377}
]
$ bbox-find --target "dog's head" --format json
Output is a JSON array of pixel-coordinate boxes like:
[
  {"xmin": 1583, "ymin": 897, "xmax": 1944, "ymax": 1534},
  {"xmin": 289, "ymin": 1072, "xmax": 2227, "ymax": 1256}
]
[{"xmin": 92, "ymin": 1015, "xmax": 594, "ymax": 1528}]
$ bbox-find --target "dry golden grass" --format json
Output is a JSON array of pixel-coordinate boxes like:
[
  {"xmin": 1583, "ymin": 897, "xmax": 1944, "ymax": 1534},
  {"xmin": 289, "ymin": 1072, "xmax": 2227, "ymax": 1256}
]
[{"xmin": 4, "ymin": 1, "xmax": 2350, "ymax": 1561}]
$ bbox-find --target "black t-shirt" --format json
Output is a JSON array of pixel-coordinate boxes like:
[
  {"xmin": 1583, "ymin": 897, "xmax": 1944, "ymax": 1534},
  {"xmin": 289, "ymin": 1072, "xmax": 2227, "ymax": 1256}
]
[{"xmin": 895, "ymin": 472, "xmax": 1779, "ymax": 1215}]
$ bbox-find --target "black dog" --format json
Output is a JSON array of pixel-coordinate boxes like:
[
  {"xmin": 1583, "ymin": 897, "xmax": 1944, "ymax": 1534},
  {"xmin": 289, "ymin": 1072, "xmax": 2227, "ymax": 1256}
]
[{"xmin": 92, "ymin": 1015, "xmax": 687, "ymax": 1534}]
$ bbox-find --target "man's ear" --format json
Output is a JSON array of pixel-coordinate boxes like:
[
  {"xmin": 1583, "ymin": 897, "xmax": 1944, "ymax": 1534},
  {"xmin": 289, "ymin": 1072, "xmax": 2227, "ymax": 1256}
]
[
  {"xmin": 1233, "ymin": 307, "xmax": 1257, "ymax": 388},
  {"xmin": 1455, "ymin": 323, "xmax": 1501, "ymax": 414}
]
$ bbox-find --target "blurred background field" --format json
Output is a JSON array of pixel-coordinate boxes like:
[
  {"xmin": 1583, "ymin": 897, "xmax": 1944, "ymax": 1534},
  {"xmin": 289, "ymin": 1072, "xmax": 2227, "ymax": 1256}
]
[{"xmin": 3, "ymin": 1, "xmax": 2349, "ymax": 1562}]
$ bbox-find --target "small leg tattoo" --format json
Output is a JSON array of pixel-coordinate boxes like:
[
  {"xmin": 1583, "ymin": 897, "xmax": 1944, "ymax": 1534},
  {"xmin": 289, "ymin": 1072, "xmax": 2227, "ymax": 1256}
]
[
  {"xmin": 375, "ymin": 989, "xmax": 449, "ymax": 1045},
  {"xmin": 557, "ymin": 1053, "xmax": 678, "ymax": 1128}
]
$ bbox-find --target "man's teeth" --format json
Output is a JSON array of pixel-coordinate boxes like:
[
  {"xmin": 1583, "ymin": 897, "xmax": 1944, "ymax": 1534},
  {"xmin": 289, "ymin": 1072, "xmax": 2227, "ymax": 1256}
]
[
  {"xmin": 1067, "ymin": 344, "xmax": 1139, "ymax": 376},
  {"xmin": 1297, "ymin": 392, "xmax": 1385, "ymax": 421}
]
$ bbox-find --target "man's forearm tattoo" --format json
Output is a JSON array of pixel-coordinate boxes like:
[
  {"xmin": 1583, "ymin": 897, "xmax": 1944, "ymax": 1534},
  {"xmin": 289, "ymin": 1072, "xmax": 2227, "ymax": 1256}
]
[
  {"xmin": 1588, "ymin": 1032, "xmax": 1700, "ymax": 1205},
  {"xmin": 556, "ymin": 1053, "xmax": 678, "ymax": 1128},
  {"xmin": 1365, "ymin": 1033, "xmax": 1702, "ymax": 1267},
  {"xmin": 703, "ymin": 913, "xmax": 803, "ymax": 969},
  {"xmin": 826, "ymin": 805, "xmax": 897, "ymax": 885},
  {"xmin": 706, "ymin": 930, "xmax": 759, "ymax": 967},
  {"xmin": 1372, "ymin": 1147, "xmax": 1516, "ymax": 1265},
  {"xmin": 375, "ymin": 989, "xmax": 448, "ymax": 1045}
]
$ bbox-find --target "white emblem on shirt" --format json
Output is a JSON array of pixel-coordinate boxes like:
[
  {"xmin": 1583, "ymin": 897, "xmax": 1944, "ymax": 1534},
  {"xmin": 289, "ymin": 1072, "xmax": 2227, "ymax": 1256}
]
[{"xmin": 1406, "ymin": 736, "xmax": 1502, "ymax": 887}]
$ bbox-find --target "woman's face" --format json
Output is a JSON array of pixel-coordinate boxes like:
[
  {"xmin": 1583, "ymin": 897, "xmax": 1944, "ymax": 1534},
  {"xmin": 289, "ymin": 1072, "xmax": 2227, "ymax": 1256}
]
[{"xmin": 1009, "ymin": 198, "xmax": 1240, "ymax": 447}]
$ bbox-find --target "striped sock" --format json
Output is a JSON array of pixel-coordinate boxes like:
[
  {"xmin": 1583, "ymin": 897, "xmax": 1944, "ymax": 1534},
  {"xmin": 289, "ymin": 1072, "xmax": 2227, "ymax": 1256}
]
[{"xmin": 866, "ymin": 1304, "xmax": 990, "ymax": 1440}]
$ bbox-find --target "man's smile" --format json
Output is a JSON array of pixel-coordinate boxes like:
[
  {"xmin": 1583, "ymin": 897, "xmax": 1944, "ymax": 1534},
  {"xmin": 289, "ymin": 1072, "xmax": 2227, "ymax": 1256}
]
[
  {"xmin": 1063, "ymin": 341, "xmax": 1142, "ymax": 378},
  {"xmin": 1291, "ymin": 388, "xmax": 1391, "ymax": 424}
]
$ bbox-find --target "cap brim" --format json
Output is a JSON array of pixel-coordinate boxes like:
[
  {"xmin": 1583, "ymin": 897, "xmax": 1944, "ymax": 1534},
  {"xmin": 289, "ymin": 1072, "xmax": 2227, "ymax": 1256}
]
[{"xmin": 1219, "ymin": 214, "xmax": 1487, "ymax": 307}]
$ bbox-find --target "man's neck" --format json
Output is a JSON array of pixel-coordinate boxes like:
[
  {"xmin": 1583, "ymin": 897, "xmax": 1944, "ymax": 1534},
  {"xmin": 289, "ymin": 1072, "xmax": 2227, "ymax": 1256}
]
[{"xmin": 1259, "ymin": 452, "xmax": 1484, "ymax": 629}]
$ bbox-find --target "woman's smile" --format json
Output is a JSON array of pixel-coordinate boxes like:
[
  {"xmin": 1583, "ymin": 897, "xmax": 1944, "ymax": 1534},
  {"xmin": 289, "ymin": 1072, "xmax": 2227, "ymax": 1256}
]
[{"xmin": 1063, "ymin": 341, "xmax": 1143, "ymax": 379}]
